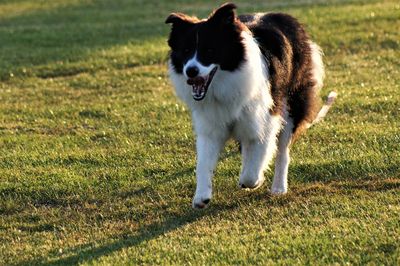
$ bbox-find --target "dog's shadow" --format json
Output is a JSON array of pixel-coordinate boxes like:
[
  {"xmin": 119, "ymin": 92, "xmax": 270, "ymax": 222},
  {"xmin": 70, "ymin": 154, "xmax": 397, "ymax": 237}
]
[
  {"xmin": 23, "ymin": 198, "xmax": 245, "ymax": 266},
  {"xmin": 20, "ymin": 158, "xmax": 399, "ymax": 266}
]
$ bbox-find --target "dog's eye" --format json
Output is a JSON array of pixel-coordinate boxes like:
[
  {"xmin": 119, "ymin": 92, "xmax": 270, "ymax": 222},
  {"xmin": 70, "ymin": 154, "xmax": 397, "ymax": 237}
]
[
  {"xmin": 183, "ymin": 48, "xmax": 190, "ymax": 54},
  {"xmin": 206, "ymin": 48, "xmax": 214, "ymax": 54}
]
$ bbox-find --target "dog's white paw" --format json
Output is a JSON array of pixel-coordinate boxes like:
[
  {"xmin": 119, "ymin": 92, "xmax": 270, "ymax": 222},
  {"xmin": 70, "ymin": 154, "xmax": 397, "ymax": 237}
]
[
  {"xmin": 270, "ymin": 186, "xmax": 287, "ymax": 195},
  {"xmin": 239, "ymin": 175, "xmax": 265, "ymax": 190},
  {"xmin": 192, "ymin": 189, "xmax": 212, "ymax": 209},
  {"xmin": 192, "ymin": 196, "xmax": 211, "ymax": 209}
]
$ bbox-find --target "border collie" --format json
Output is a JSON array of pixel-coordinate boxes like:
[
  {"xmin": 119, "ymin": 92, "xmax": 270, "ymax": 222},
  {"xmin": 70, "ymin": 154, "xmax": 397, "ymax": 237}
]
[{"xmin": 166, "ymin": 3, "xmax": 336, "ymax": 208}]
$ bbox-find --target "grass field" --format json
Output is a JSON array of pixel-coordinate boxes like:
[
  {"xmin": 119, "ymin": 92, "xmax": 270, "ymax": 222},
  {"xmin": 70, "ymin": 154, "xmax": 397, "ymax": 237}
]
[{"xmin": 0, "ymin": 0, "xmax": 399, "ymax": 265}]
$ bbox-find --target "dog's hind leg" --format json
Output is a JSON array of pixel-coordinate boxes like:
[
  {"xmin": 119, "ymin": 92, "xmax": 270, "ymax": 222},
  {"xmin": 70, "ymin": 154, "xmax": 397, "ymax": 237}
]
[{"xmin": 271, "ymin": 117, "xmax": 294, "ymax": 194}]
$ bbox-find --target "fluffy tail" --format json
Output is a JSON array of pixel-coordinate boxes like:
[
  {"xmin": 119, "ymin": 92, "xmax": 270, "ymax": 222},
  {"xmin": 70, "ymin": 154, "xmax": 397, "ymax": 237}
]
[{"xmin": 307, "ymin": 91, "xmax": 338, "ymax": 128}]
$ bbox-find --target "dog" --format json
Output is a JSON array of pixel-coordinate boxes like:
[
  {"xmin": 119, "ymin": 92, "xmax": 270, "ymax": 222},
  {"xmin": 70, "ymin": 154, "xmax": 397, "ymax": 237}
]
[{"xmin": 166, "ymin": 3, "xmax": 336, "ymax": 208}]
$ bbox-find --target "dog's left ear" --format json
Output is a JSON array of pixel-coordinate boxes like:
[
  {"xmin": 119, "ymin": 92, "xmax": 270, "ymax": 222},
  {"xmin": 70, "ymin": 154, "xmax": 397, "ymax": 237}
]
[
  {"xmin": 209, "ymin": 2, "xmax": 237, "ymax": 25},
  {"xmin": 165, "ymin": 13, "xmax": 192, "ymax": 25}
]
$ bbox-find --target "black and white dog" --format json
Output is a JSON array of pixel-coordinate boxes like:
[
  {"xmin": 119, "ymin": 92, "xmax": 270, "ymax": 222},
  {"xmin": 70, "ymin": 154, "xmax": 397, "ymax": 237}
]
[{"xmin": 166, "ymin": 3, "xmax": 336, "ymax": 208}]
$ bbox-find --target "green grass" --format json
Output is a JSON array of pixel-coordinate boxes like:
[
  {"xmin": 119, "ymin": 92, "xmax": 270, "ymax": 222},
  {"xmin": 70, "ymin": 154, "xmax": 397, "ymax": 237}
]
[{"xmin": 0, "ymin": 0, "xmax": 399, "ymax": 265}]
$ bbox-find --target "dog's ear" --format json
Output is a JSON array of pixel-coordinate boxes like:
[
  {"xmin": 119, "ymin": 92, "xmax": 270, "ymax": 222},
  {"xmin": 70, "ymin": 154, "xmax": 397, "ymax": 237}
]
[
  {"xmin": 165, "ymin": 13, "xmax": 196, "ymax": 49},
  {"xmin": 165, "ymin": 13, "xmax": 194, "ymax": 25},
  {"xmin": 209, "ymin": 2, "xmax": 237, "ymax": 25}
]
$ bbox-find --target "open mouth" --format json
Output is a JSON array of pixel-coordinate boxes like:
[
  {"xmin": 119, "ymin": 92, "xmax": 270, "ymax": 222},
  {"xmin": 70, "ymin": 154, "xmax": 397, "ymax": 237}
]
[{"xmin": 187, "ymin": 67, "xmax": 218, "ymax": 101}]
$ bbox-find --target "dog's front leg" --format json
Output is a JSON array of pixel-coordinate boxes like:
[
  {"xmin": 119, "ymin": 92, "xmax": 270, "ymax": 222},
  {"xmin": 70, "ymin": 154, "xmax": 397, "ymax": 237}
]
[
  {"xmin": 193, "ymin": 133, "xmax": 225, "ymax": 209},
  {"xmin": 239, "ymin": 140, "xmax": 269, "ymax": 189},
  {"xmin": 239, "ymin": 115, "xmax": 282, "ymax": 189}
]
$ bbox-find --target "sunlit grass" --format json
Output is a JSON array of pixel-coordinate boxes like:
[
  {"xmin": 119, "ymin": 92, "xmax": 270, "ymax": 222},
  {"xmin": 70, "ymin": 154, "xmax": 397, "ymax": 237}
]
[{"xmin": 0, "ymin": 0, "xmax": 399, "ymax": 265}]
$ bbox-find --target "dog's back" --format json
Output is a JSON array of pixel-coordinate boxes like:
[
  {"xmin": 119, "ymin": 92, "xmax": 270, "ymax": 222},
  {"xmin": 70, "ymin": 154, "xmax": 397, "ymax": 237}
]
[{"xmin": 240, "ymin": 13, "xmax": 324, "ymax": 139}]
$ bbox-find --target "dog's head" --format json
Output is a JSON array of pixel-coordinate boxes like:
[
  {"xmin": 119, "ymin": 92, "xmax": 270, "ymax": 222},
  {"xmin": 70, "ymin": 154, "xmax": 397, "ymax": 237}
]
[{"xmin": 166, "ymin": 3, "xmax": 245, "ymax": 101}]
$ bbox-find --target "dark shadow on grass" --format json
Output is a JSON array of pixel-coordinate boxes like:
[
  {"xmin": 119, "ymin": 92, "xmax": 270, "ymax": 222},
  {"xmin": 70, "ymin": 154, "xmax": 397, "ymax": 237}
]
[
  {"xmin": 289, "ymin": 159, "xmax": 399, "ymax": 184},
  {"xmin": 16, "ymin": 161, "xmax": 399, "ymax": 265},
  {"xmin": 20, "ymin": 201, "xmax": 241, "ymax": 265}
]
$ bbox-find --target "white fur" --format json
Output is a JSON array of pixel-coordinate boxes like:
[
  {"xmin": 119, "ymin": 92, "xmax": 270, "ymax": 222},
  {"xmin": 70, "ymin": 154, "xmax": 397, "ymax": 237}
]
[
  {"xmin": 271, "ymin": 105, "xmax": 293, "ymax": 194},
  {"xmin": 309, "ymin": 41, "xmax": 325, "ymax": 90},
  {"xmin": 169, "ymin": 31, "xmax": 283, "ymax": 208},
  {"xmin": 239, "ymin": 115, "xmax": 282, "ymax": 189},
  {"xmin": 311, "ymin": 91, "xmax": 337, "ymax": 126},
  {"xmin": 306, "ymin": 41, "xmax": 335, "ymax": 129},
  {"xmin": 169, "ymin": 32, "xmax": 273, "ymax": 136}
]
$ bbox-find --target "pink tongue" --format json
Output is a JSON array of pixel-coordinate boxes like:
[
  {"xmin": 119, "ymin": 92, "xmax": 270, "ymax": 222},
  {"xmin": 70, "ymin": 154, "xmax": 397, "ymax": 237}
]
[{"xmin": 187, "ymin": 76, "xmax": 205, "ymax": 86}]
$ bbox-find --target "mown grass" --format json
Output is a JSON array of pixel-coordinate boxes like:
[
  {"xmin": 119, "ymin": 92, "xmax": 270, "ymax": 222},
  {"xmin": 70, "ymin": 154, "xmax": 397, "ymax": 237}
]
[{"xmin": 0, "ymin": 0, "xmax": 399, "ymax": 265}]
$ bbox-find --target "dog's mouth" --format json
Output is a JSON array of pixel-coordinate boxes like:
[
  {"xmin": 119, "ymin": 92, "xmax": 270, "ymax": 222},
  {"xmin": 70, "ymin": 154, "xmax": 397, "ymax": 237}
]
[{"xmin": 187, "ymin": 67, "xmax": 218, "ymax": 101}]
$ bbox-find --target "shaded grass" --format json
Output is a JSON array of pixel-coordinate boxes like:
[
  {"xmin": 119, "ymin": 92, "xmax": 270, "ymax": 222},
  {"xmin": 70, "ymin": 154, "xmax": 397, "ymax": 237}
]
[{"xmin": 0, "ymin": 0, "xmax": 399, "ymax": 265}]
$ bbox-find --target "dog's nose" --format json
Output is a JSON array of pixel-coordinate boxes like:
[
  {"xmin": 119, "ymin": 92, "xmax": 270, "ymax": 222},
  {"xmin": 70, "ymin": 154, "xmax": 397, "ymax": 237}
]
[{"xmin": 186, "ymin": 66, "xmax": 199, "ymax": 78}]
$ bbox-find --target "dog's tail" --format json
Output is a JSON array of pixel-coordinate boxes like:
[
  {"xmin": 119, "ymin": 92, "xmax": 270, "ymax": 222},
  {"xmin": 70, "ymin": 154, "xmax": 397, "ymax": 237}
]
[{"xmin": 307, "ymin": 91, "xmax": 338, "ymax": 128}]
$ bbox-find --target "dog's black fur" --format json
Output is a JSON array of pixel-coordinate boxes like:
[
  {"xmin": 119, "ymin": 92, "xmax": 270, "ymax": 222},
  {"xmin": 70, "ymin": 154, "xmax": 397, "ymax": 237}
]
[{"xmin": 240, "ymin": 12, "xmax": 321, "ymax": 138}]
